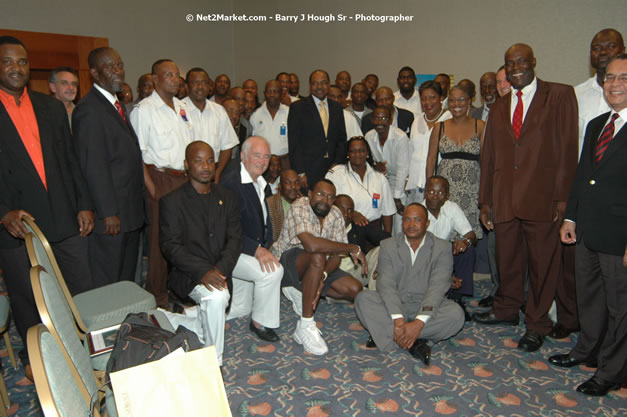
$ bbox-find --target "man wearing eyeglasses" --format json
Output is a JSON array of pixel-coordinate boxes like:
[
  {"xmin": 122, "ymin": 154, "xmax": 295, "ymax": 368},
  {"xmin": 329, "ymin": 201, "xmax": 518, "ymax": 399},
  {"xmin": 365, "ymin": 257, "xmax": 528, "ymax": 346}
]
[
  {"xmin": 575, "ymin": 29, "xmax": 624, "ymax": 159},
  {"xmin": 548, "ymin": 54, "xmax": 627, "ymax": 397},
  {"xmin": 271, "ymin": 179, "xmax": 367, "ymax": 355}
]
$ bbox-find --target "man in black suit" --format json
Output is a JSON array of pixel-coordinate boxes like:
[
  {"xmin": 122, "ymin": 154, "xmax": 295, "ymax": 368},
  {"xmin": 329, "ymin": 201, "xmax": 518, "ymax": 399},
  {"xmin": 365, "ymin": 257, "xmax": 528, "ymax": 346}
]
[
  {"xmin": 288, "ymin": 69, "xmax": 347, "ymax": 188},
  {"xmin": 548, "ymin": 55, "xmax": 627, "ymax": 397},
  {"xmin": 220, "ymin": 136, "xmax": 283, "ymax": 342},
  {"xmin": 160, "ymin": 141, "xmax": 241, "ymax": 366},
  {"xmin": 361, "ymin": 87, "xmax": 414, "ymax": 136},
  {"xmin": 72, "ymin": 47, "xmax": 145, "ymax": 287},
  {"xmin": 0, "ymin": 36, "xmax": 94, "ymax": 370}
]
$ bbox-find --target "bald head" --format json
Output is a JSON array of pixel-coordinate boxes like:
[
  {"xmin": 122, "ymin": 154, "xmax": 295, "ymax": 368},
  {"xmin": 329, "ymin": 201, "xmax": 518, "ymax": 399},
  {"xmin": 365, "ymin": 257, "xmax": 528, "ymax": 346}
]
[
  {"xmin": 185, "ymin": 140, "xmax": 214, "ymax": 162},
  {"xmin": 505, "ymin": 43, "xmax": 536, "ymax": 89},
  {"xmin": 375, "ymin": 87, "xmax": 395, "ymax": 112}
]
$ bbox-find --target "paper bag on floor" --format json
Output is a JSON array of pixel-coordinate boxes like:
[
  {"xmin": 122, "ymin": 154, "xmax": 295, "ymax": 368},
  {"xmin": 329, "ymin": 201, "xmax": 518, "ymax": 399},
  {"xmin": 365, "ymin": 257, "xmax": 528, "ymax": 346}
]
[{"xmin": 110, "ymin": 346, "xmax": 231, "ymax": 417}]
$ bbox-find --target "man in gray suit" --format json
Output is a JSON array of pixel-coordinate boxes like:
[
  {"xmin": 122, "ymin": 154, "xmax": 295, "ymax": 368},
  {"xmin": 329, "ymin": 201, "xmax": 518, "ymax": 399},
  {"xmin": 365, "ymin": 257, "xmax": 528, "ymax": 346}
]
[{"xmin": 355, "ymin": 203, "xmax": 464, "ymax": 365}]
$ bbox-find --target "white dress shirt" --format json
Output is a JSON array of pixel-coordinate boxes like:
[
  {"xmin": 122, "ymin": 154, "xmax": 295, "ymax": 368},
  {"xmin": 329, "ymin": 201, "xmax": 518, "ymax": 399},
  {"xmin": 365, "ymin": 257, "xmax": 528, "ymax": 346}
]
[
  {"xmin": 575, "ymin": 76, "xmax": 611, "ymax": 159},
  {"xmin": 240, "ymin": 162, "xmax": 268, "ymax": 224},
  {"xmin": 325, "ymin": 163, "xmax": 396, "ymax": 221},
  {"xmin": 343, "ymin": 109, "xmax": 363, "ymax": 139},
  {"xmin": 250, "ymin": 102, "xmax": 290, "ymax": 155},
  {"xmin": 182, "ymin": 97, "xmax": 239, "ymax": 161},
  {"xmin": 365, "ymin": 126, "xmax": 410, "ymax": 199},
  {"xmin": 130, "ymin": 90, "xmax": 193, "ymax": 170},
  {"xmin": 406, "ymin": 110, "xmax": 452, "ymax": 190},
  {"xmin": 424, "ymin": 200, "xmax": 472, "ymax": 242},
  {"xmin": 510, "ymin": 77, "xmax": 538, "ymax": 123},
  {"xmin": 394, "ymin": 89, "xmax": 422, "ymax": 117}
]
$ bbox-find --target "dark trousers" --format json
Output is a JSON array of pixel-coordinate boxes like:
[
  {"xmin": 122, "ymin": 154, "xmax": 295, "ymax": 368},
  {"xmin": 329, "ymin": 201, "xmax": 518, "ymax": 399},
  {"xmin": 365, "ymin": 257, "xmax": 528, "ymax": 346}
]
[
  {"xmin": 449, "ymin": 245, "xmax": 475, "ymax": 298},
  {"xmin": 493, "ymin": 217, "xmax": 561, "ymax": 335},
  {"xmin": 571, "ymin": 239, "xmax": 627, "ymax": 383},
  {"xmin": 88, "ymin": 229, "xmax": 141, "ymax": 288},
  {"xmin": 554, "ymin": 243, "xmax": 579, "ymax": 329},
  {"xmin": 0, "ymin": 234, "xmax": 91, "ymax": 361},
  {"xmin": 146, "ymin": 167, "xmax": 186, "ymax": 307}
]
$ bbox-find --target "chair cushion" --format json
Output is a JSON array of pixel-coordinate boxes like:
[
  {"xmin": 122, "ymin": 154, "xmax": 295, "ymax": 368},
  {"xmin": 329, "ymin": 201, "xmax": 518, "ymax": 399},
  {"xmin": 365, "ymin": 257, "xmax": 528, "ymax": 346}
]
[
  {"xmin": 0, "ymin": 296, "xmax": 10, "ymax": 328},
  {"xmin": 73, "ymin": 281, "xmax": 156, "ymax": 329}
]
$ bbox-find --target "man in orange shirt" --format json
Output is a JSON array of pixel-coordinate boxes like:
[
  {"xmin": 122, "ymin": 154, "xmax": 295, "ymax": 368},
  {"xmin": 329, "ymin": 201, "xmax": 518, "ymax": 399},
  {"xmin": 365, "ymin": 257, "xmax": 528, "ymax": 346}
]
[{"xmin": 0, "ymin": 36, "xmax": 94, "ymax": 377}]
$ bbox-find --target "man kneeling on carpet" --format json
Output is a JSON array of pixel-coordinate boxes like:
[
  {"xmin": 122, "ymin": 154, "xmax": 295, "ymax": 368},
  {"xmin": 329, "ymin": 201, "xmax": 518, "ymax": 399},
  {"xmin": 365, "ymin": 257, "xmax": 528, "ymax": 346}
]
[
  {"xmin": 355, "ymin": 203, "xmax": 465, "ymax": 365},
  {"xmin": 160, "ymin": 141, "xmax": 241, "ymax": 366},
  {"xmin": 271, "ymin": 179, "xmax": 367, "ymax": 355}
]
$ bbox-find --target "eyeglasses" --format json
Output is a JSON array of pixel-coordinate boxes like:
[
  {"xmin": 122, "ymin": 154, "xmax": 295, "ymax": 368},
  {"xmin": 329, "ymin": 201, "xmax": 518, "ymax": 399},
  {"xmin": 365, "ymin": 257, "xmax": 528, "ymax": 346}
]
[
  {"xmin": 372, "ymin": 116, "xmax": 389, "ymax": 122},
  {"xmin": 604, "ymin": 73, "xmax": 627, "ymax": 83},
  {"xmin": 426, "ymin": 189, "xmax": 447, "ymax": 197},
  {"xmin": 314, "ymin": 191, "xmax": 336, "ymax": 200}
]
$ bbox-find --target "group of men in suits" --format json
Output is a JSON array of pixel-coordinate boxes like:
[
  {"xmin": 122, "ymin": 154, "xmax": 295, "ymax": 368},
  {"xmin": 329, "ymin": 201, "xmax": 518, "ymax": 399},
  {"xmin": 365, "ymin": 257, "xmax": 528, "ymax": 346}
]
[{"xmin": 1, "ymin": 29, "xmax": 625, "ymax": 397}]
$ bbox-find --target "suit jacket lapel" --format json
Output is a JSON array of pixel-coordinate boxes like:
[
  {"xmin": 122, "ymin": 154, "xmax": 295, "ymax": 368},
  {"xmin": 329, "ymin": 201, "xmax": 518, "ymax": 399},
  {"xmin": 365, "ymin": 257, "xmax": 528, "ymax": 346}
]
[
  {"xmin": 306, "ymin": 96, "xmax": 326, "ymax": 138},
  {"xmin": 596, "ymin": 121, "xmax": 627, "ymax": 168},
  {"xmin": 244, "ymin": 182, "xmax": 264, "ymax": 224},
  {"xmin": 92, "ymin": 87, "xmax": 135, "ymax": 136},
  {"xmin": 519, "ymin": 79, "xmax": 548, "ymax": 139}
]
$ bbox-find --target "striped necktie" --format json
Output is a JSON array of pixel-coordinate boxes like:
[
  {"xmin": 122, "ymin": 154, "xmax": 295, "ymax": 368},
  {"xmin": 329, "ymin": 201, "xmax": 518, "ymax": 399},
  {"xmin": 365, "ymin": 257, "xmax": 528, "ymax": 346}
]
[{"xmin": 595, "ymin": 113, "xmax": 619, "ymax": 163}]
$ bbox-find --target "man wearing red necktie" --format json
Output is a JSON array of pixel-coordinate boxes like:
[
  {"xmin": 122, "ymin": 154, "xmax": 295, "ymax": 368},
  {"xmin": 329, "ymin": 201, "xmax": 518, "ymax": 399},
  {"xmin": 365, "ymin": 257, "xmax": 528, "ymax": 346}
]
[
  {"xmin": 72, "ymin": 47, "xmax": 146, "ymax": 288},
  {"xmin": 474, "ymin": 44, "xmax": 578, "ymax": 353},
  {"xmin": 548, "ymin": 55, "xmax": 627, "ymax": 397}
]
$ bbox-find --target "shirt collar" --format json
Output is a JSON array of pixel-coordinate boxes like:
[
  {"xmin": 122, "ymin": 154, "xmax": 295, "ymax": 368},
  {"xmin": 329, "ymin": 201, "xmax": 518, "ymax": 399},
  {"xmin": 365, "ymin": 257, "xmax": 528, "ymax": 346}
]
[
  {"xmin": 312, "ymin": 95, "xmax": 327, "ymax": 107},
  {"xmin": 514, "ymin": 77, "xmax": 537, "ymax": 97},
  {"xmin": 240, "ymin": 162, "xmax": 267, "ymax": 188},
  {"xmin": 404, "ymin": 234, "xmax": 426, "ymax": 253},
  {"xmin": 0, "ymin": 87, "xmax": 27, "ymax": 105},
  {"xmin": 92, "ymin": 83, "xmax": 119, "ymax": 107}
]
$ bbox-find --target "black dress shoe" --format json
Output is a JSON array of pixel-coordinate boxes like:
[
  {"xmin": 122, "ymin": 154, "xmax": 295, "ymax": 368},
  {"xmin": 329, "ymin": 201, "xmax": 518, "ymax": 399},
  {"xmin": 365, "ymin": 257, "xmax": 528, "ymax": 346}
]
[
  {"xmin": 408, "ymin": 339, "xmax": 431, "ymax": 366},
  {"xmin": 473, "ymin": 311, "xmax": 519, "ymax": 326},
  {"xmin": 249, "ymin": 321, "xmax": 279, "ymax": 342},
  {"xmin": 478, "ymin": 296, "xmax": 494, "ymax": 308},
  {"xmin": 365, "ymin": 335, "xmax": 376, "ymax": 348},
  {"xmin": 548, "ymin": 353, "xmax": 597, "ymax": 368},
  {"xmin": 455, "ymin": 299, "xmax": 471, "ymax": 322},
  {"xmin": 549, "ymin": 324, "xmax": 579, "ymax": 339},
  {"xmin": 576, "ymin": 376, "xmax": 620, "ymax": 396},
  {"xmin": 517, "ymin": 330, "xmax": 544, "ymax": 352}
]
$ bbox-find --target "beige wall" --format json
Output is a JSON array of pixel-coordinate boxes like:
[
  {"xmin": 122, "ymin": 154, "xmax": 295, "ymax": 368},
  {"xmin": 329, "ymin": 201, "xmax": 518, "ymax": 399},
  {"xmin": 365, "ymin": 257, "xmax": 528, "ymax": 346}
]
[
  {"xmin": 0, "ymin": 0, "xmax": 236, "ymax": 95},
  {"xmin": 232, "ymin": 0, "xmax": 626, "ymax": 103},
  {"xmin": 2, "ymin": 0, "xmax": 625, "ymax": 104}
]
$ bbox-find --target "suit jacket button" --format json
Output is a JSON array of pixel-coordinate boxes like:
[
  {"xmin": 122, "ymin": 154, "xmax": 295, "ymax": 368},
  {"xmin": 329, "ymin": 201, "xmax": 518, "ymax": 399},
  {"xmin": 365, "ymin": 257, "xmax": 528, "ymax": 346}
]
[
  {"xmin": 209, "ymin": 233, "xmax": 214, "ymax": 237},
  {"xmin": 589, "ymin": 179, "xmax": 595, "ymax": 185},
  {"xmin": 513, "ymin": 165, "xmax": 519, "ymax": 170}
]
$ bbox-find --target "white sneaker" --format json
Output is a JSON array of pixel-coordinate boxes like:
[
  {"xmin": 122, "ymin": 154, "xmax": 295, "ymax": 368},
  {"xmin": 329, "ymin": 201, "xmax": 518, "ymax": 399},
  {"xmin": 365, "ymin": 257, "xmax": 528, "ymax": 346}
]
[
  {"xmin": 293, "ymin": 320, "xmax": 328, "ymax": 355},
  {"xmin": 282, "ymin": 287, "xmax": 303, "ymax": 316}
]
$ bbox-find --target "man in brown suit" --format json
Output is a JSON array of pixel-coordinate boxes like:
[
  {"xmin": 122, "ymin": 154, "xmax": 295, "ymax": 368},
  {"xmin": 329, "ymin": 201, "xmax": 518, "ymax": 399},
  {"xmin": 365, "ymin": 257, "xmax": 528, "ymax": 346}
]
[{"xmin": 474, "ymin": 44, "xmax": 578, "ymax": 352}]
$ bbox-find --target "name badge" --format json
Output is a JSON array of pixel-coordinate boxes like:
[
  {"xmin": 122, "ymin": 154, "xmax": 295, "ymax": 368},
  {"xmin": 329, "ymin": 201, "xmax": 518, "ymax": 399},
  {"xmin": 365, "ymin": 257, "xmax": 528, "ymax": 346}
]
[{"xmin": 372, "ymin": 193, "xmax": 380, "ymax": 209}]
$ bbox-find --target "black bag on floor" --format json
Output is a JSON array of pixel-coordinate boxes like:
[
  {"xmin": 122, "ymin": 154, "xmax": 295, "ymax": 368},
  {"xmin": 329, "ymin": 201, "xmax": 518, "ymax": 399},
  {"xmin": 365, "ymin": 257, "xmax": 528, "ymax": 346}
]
[{"xmin": 105, "ymin": 312, "xmax": 203, "ymax": 380}]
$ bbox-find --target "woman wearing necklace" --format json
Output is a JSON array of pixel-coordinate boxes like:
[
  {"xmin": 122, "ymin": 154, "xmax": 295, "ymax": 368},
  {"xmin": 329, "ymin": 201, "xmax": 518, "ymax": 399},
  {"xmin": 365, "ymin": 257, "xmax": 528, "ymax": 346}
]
[
  {"xmin": 325, "ymin": 136, "xmax": 395, "ymax": 242},
  {"xmin": 425, "ymin": 86, "xmax": 486, "ymax": 308},
  {"xmin": 406, "ymin": 81, "xmax": 452, "ymax": 205}
]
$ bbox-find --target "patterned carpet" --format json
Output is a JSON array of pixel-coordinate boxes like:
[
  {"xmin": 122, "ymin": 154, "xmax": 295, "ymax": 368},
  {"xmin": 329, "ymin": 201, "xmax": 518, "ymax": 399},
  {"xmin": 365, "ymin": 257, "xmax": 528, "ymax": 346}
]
[{"xmin": 1, "ymin": 279, "xmax": 626, "ymax": 416}]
